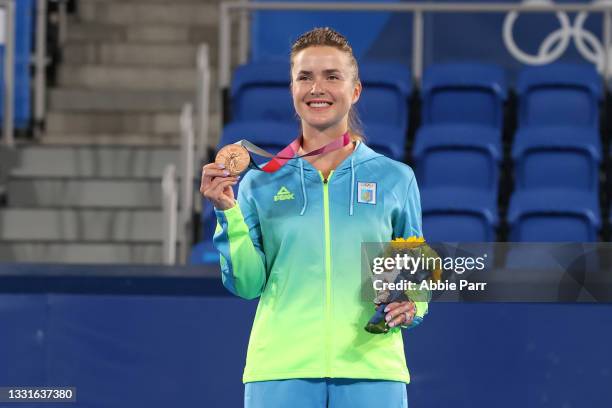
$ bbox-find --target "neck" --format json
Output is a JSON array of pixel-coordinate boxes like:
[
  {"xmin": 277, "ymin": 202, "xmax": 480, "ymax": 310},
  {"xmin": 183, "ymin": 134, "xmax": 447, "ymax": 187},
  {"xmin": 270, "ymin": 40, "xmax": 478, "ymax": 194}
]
[
  {"xmin": 301, "ymin": 123, "xmax": 349, "ymax": 152},
  {"xmin": 299, "ymin": 123, "xmax": 355, "ymax": 178}
]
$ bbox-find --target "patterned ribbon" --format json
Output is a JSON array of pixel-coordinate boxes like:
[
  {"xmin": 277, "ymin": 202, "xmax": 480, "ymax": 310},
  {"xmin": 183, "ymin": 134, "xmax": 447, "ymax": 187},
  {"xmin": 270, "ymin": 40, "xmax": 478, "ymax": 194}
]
[{"xmin": 233, "ymin": 131, "xmax": 351, "ymax": 173}]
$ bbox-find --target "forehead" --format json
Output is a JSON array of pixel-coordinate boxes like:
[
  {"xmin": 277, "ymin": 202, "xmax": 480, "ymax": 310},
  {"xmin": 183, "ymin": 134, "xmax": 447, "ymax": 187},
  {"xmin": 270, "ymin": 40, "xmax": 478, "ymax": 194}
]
[{"xmin": 291, "ymin": 46, "xmax": 352, "ymax": 72}]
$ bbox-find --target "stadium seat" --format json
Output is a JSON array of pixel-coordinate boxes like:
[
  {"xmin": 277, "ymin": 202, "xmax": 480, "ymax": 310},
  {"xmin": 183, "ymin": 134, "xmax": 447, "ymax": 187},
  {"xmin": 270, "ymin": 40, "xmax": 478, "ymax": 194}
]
[
  {"xmin": 421, "ymin": 63, "xmax": 507, "ymax": 129},
  {"xmin": 508, "ymin": 189, "xmax": 601, "ymax": 242},
  {"xmin": 230, "ymin": 62, "xmax": 294, "ymax": 123},
  {"xmin": 0, "ymin": 0, "xmax": 34, "ymax": 130},
  {"xmin": 189, "ymin": 240, "xmax": 219, "ymax": 265},
  {"xmin": 354, "ymin": 62, "xmax": 412, "ymax": 132},
  {"xmin": 413, "ymin": 125, "xmax": 501, "ymax": 192},
  {"xmin": 230, "ymin": 61, "xmax": 411, "ymax": 131},
  {"xmin": 421, "ymin": 187, "xmax": 498, "ymax": 242},
  {"xmin": 517, "ymin": 63, "xmax": 601, "ymax": 128},
  {"xmin": 362, "ymin": 123, "xmax": 406, "ymax": 161},
  {"xmin": 512, "ymin": 126, "xmax": 601, "ymax": 192}
]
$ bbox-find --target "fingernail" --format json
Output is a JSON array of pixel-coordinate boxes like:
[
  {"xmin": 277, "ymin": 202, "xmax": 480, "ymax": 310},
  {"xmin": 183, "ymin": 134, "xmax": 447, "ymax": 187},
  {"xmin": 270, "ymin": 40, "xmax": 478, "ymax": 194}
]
[
  {"xmin": 202, "ymin": 170, "xmax": 206, "ymax": 176},
  {"xmin": 388, "ymin": 322, "xmax": 396, "ymax": 328},
  {"xmin": 223, "ymin": 170, "xmax": 230, "ymax": 176},
  {"xmin": 236, "ymin": 176, "xmax": 241, "ymax": 179},
  {"xmin": 217, "ymin": 164, "xmax": 225, "ymax": 169},
  {"xmin": 385, "ymin": 314, "xmax": 391, "ymax": 322},
  {"xmin": 384, "ymin": 306, "xmax": 389, "ymax": 313}
]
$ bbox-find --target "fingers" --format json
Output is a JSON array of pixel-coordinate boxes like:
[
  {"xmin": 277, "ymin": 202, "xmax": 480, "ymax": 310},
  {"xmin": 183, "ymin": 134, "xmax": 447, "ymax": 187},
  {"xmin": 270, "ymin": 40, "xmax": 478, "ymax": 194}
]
[
  {"xmin": 384, "ymin": 301, "xmax": 416, "ymax": 328},
  {"xmin": 200, "ymin": 163, "xmax": 236, "ymax": 195},
  {"xmin": 208, "ymin": 176, "xmax": 239, "ymax": 197},
  {"xmin": 200, "ymin": 162, "xmax": 240, "ymax": 210},
  {"xmin": 201, "ymin": 163, "xmax": 230, "ymax": 188}
]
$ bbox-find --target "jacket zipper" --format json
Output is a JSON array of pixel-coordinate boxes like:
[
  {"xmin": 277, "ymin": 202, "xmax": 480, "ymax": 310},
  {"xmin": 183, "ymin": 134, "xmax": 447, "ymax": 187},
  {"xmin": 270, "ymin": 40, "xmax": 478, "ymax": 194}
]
[{"xmin": 320, "ymin": 170, "xmax": 333, "ymax": 376}]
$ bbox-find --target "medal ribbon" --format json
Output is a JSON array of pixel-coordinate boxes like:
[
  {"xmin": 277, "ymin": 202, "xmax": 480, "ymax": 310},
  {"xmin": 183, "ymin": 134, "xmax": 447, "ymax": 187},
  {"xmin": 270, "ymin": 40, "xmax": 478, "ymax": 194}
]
[{"xmin": 233, "ymin": 131, "xmax": 351, "ymax": 173}]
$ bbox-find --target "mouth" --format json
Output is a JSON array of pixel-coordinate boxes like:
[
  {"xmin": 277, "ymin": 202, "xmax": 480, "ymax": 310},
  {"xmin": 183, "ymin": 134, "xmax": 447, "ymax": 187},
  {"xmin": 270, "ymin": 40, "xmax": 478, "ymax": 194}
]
[{"xmin": 306, "ymin": 100, "xmax": 333, "ymax": 109}]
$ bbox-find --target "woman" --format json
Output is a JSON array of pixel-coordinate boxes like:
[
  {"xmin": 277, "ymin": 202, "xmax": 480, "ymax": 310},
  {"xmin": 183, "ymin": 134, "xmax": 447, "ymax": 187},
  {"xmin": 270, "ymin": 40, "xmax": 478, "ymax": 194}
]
[{"xmin": 201, "ymin": 27, "xmax": 427, "ymax": 408}]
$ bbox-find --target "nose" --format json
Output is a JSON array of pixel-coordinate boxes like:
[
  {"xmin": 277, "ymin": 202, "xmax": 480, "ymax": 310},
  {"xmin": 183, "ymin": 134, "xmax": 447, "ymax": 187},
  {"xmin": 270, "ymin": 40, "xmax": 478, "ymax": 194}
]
[{"xmin": 309, "ymin": 78, "xmax": 324, "ymax": 95}]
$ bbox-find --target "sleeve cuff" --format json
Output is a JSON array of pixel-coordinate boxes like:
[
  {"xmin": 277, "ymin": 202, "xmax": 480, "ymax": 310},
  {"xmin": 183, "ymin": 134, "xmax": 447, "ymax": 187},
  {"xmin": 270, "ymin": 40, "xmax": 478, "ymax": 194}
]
[{"xmin": 214, "ymin": 202, "xmax": 241, "ymax": 220}]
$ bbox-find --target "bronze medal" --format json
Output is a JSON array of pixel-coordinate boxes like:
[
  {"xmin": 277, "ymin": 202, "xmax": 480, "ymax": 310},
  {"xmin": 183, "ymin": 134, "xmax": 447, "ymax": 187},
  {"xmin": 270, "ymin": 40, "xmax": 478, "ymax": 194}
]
[{"xmin": 215, "ymin": 144, "xmax": 251, "ymax": 176}]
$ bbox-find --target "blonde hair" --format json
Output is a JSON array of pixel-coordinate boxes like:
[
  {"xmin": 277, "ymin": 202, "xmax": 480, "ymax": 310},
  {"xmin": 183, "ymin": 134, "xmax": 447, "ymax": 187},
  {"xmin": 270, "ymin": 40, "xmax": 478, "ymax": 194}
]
[{"xmin": 290, "ymin": 27, "xmax": 364, "ymax": 142}]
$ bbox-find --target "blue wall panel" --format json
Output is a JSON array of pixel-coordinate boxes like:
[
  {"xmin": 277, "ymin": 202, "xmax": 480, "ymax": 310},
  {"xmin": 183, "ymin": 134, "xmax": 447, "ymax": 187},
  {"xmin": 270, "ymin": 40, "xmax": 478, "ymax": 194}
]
[{"xmin": 1, "ymin": 295, "xmax": 611, "ymax": 407}]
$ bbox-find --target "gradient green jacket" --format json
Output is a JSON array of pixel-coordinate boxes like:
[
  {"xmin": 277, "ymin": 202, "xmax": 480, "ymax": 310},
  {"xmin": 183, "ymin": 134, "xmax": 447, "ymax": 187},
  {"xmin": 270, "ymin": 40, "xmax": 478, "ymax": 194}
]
[{"xmin": 213, "ymin": 142, "xmax": 428, "ymax": 384}]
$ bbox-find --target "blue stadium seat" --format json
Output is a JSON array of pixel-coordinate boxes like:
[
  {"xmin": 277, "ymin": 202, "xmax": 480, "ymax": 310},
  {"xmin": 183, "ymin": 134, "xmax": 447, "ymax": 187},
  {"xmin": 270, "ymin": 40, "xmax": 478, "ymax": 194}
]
[
  {"xmin": 189, "ymin": 240, "xmax": 219, "ymax": 265},
  {"xmin": 354, "ymin": 62, "xmax": 411, "ymax": 132},
  {"xmin": 421, "ymin": 187, "xmax": 498, "ymax": 242},
  {"xmin": 362, "ymin": 123, "xmax": 406, "ymax": 161},
  {"xmin": 231, "ymin": 61, "xmax": 411, "ymax": 131},
  {"xmin": 0, "ymin": 0, "xmax": 34, "ymax": 130},
  {"xmin": 200, "ymin": 200, "xmax": 217, "ymax": 238},
  {"xmin": 517, "ymin": 63, "xmax": 601, "ymax": 128},
  {"xmin": 512, "ymin": 126, "xmax": 601, "ymax": 192},
  {"xmin": 231, "ymin": 62, "xmax": 294, "ymax": 123},
  {"xmin": 413, "ymin": 125, "xmax": 501, "ymax": 192},
  {"xmin": 508, "ymin": 189, "xmax": 601, "ymax": 242},
  {"xmin": 219, "ymin": 121, "xmax": 300, "ymax": 161},
  {"xmin": 421, "ymin": 63, "xmax": 507, "ymax": 129}
]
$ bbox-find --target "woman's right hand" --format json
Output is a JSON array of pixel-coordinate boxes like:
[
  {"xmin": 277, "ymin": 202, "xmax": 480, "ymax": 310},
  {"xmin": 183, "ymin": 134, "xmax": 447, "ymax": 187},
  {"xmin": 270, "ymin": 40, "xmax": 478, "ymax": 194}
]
[{"xmin": 200, "ymin": 163, "xmax": 240, "ymax": 211}]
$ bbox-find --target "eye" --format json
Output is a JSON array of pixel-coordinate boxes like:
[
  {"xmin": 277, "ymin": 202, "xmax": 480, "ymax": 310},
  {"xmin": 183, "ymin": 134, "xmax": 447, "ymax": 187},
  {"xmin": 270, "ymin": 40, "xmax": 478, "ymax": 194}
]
[
  {"xmin": 328, "ymin": 74, "xmax": 339, "ymax": 80},
  {"xmin": 297, "ymin": 75, "xmax": 310, "ymax": 81}
]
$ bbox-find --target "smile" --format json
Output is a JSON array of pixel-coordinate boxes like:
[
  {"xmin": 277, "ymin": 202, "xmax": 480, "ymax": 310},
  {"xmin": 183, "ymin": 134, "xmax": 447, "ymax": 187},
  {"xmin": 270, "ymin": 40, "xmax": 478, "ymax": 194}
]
[{"xmin": 306, "ymin": 101, "xmax": 333, "ymax": 108}]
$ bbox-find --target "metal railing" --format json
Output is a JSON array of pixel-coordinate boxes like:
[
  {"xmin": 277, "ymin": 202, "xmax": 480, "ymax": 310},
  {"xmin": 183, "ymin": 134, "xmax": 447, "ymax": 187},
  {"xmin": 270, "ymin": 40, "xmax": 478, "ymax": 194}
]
[
  {"xmin": 0, "ymin": 0, "xmax": 15, "ymax": 147},
  {"xmin": 34, "ymin": 0, "xmax": 47, "ymax": 136},
  {"xmin": 219, "ymin": 1, "xmax": 612, "ymax": 90},
  {"xmin": 179, "ymin": 103, "xmax": 195, "ymax": 265},
  {"xmin": 162, "ymin": 164, "xmax": 178, "ymax": 265},
  {"xmin": 196, "ymin": 43, "xmax": 212, "ymax": 173}
]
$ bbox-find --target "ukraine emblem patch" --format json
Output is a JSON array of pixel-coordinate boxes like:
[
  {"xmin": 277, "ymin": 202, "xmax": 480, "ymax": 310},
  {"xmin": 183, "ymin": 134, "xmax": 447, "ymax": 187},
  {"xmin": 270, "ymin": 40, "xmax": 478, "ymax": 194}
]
[{"xmin": 357, "ymin": 182, "xmax": 377, "ymax": 205}]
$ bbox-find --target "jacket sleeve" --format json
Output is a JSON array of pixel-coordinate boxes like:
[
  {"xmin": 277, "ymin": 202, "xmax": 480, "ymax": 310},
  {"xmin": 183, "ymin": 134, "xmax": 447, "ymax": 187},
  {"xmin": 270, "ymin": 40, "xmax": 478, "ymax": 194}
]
[
  {"xmin": 392, "ymin": 173, "xmax": 429, "ymax": 330},
  {"xmin": 212, "ymin": 188, "xmax": 267, "ymax": 300}
]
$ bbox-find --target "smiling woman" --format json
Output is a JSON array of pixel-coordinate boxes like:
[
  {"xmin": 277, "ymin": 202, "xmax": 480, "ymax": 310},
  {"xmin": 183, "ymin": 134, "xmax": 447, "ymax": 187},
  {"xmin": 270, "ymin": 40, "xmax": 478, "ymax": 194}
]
[
  {"xmin": 290, "ymin": 28, "xmax": 364, "ymax": 145},
  {"xmin": 200, "ymin": 27, "xmax": 427, "ymax": 408}
]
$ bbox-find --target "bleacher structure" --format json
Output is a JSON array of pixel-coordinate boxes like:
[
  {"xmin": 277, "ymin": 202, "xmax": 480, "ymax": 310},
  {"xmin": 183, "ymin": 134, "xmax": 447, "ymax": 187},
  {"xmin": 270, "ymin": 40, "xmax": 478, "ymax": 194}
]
[
  {"xmin": 0, "ymin": 0, "xmax": 223, "ymax": 263},
  {"xmin": 193, "ymin": 55, "xmax": 611, "ymax": 264},
  {"xmin": 0, "ymin": 0, "xmax": 611, "ymax": 265}
]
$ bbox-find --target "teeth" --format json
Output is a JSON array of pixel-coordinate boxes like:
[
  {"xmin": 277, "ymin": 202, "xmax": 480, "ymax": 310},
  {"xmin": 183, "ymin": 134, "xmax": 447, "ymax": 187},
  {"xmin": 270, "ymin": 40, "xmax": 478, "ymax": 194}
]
[{"xmin": 309, "ymin": 102, "xmax": 331, "ymax": 108}]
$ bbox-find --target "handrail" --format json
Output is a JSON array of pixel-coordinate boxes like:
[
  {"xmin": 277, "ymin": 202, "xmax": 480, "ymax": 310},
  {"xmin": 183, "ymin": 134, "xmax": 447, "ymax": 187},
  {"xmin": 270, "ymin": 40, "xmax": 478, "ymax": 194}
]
[
  {"xmin": 180, "ymin": 103, "xmax": 195, "ymax": 265},
  {"xmin": 0, "ymin": 0, "xmax": 15, "ymax": 147},
  {"xmin": 219, "ymin": 1, "xmax": 612, "ymax": 88},
  {"xmin": 34, "ymin": 0, "xmax": 47, "ymax": 135},
  {"xmin": 162, "ymin": 164, "xmax": 178, "ymax": 265},
  {"xmin": 196, "ymin": 43, "xmax": 211, "ymax": 170},
  {"xmin": 58, "ymin": 0, "xmax": 68, "ymax": 46},
  {"xmin": 195, "ymin": 43, "xmax": 211, "ymax": 214}
]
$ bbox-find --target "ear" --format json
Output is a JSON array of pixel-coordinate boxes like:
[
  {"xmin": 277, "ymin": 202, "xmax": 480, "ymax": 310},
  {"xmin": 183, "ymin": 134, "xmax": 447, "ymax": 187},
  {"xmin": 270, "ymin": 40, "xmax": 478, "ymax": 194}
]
[{"xmin": 352, "ymin": 81, "xmax": 362, "ymax": 105}]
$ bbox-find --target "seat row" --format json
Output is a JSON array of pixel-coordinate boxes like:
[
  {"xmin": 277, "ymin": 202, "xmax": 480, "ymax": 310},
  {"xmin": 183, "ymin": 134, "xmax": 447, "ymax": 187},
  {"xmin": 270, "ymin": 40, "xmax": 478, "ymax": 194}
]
[{"xmin": 190, "ymin": 61, "xmax": 609, "ymax": 262}]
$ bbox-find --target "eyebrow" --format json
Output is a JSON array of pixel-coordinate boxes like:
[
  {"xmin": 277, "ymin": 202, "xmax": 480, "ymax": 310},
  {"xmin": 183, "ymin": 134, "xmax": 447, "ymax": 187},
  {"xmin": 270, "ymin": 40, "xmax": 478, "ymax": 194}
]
[{"xmin": 297, "ymin": 69, "xmax": 342, "ymax": 76}]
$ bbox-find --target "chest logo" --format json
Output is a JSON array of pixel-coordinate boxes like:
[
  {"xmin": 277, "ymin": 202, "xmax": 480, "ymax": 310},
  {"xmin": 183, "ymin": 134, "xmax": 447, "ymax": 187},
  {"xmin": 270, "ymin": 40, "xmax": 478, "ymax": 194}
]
[
  {"xmin": 274, "ymin": 186, "xmax": 295, "ymax": 202},
  {"xmin": 357, "ymin": 182, "xmax": 377, "ymax": 205}
]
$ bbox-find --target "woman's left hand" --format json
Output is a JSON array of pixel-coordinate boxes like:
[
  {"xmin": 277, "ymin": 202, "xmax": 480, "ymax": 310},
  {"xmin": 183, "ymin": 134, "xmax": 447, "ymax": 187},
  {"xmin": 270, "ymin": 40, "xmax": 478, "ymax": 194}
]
[{"xmin": 384, "ymin": 301, "xmax": 415, "ymax": 328}]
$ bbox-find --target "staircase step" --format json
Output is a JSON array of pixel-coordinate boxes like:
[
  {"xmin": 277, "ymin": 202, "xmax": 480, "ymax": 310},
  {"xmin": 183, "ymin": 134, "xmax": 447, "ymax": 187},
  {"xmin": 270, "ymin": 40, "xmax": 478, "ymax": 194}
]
[
  {"xmin": 57, "ymin": 65, "xmax": 198, "ymax": 90},
  {"xmin": 66, "ymin": 22, "xmax": 217, "ymax": 45},
  {"xmin": 40, "ymin": 133, "xmax": 183, "ymax": 146},
  {"xmin": 10, "ymin": 145, "xmax": 180, "ymax": 178},
  {"xmin": 0, "ymin": 241, "xmax": 166, "ymax": 264},
  {"xmin": 7, "ymin": 177, "xmax": 165, "ymax": 208},
  {"xmin": 62, "ymin": 42, "xmax": 199, "ymax": 67},
  {"xmin": 47, "ymin": 110, "xmax": 182, "ymax": 134},
  {"xmin": 0, "ymin": 208, "xmax": 163, "ymax": 242},
  {"xmin": 78, "ymin": 2, "xmax": 218, "ymax": 25},
  {"xmin": 49, "ymin": 89, "xmax": 196, "ymax": 112}
]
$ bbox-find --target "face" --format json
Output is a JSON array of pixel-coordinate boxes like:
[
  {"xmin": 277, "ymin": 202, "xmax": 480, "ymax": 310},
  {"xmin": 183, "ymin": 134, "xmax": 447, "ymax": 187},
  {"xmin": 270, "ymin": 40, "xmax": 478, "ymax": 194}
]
[{"xmin": 291, "ymin": 46, "xmax": 361, "ymax": 133}]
